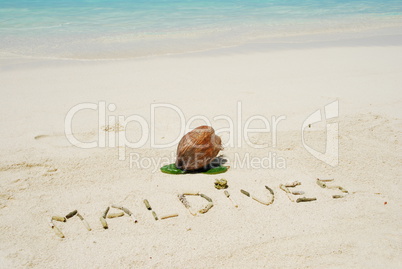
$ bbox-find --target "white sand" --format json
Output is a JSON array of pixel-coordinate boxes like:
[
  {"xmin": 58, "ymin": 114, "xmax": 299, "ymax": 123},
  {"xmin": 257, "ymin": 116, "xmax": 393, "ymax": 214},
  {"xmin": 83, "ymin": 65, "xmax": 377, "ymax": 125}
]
[{"xmin": 0, "ymin": 41, "xmax": 401, "ymax": 268}]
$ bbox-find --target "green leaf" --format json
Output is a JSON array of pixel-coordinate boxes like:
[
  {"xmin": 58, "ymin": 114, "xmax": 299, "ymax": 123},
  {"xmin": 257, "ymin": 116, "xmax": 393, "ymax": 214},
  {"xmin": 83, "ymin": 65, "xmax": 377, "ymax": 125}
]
[
  {"xmin": 160, "ymin": 164, "xmax": 229, "ymax": 175},
  {"xmin": 202, "ymin": 166, "xmax": 228, "ymax": 174},
  {"xmin": 160, "ymin": 164, "xmax": 186, "ymax": 174}
]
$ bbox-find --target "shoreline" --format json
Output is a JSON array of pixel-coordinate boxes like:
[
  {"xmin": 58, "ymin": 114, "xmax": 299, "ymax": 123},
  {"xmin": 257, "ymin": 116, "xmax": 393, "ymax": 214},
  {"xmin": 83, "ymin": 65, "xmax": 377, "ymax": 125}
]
[{"xmin": 1, "ymin": 24, "xmax": 402, "ymax": 62}]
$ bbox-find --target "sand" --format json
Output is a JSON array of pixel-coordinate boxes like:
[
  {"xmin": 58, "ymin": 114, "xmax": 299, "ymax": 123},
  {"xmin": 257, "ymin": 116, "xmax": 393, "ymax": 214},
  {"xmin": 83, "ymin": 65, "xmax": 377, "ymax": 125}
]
[{"xmin": 0, "ymin": 38, "xmax": 401, "ymax": 268}]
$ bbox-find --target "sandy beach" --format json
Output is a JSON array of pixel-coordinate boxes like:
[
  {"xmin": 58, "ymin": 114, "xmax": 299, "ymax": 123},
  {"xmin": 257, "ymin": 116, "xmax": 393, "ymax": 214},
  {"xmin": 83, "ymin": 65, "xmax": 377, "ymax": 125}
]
[{"xmin": 0, "ymin": 35, "xmax": 401, "ymax": 268}]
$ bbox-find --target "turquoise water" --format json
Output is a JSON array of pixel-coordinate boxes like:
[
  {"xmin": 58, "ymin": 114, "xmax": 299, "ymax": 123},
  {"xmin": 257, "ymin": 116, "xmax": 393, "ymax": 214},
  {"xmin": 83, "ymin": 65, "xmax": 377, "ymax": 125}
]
[{"xmin": 1, "ymin": 0, "xmax": 402, "ymax": 59}]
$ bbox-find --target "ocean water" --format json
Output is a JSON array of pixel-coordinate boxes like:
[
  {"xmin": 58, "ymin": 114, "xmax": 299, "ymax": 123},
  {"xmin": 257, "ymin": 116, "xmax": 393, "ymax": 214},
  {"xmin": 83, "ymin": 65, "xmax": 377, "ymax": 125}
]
[{"xmin": 0, "ymin": 0, "xmax": 401, "ymax": 59}]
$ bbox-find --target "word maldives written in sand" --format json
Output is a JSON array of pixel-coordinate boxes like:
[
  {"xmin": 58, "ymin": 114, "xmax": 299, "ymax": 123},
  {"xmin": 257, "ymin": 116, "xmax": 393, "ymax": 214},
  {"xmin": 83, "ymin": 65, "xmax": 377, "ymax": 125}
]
[{"xmin": 49, "ymin": 179, "xmax": 348, "ymax": 238}]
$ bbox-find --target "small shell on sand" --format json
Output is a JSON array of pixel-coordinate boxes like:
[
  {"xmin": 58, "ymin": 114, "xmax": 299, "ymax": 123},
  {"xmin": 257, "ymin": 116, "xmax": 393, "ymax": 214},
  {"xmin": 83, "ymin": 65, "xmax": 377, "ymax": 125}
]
[
  {"xmin": 224, "ymin": 190, "xmax": 238, "ymax": 208},
  {"xmin": 285, "ymin": 181, "xmax": 301, "ymax": 188},
  {"xmin": 49, "ymin": 220, "xmax": 65, "ymax": 238},
  {"xmin": 143, "ymin": 199, "xmax": 152, "ymax": 210},
  {"xmin": 178, "ymin": 194, "xmax": 190, "ymax": 209},
  {"xmin": 65, "ymin": 210, "xmax": 77, "ymax": 219},
  {"xmin": 160, "ymin": 214, "xmax": 179, "ymax": 220},
  {"xmin": 121, "ymin": 207, "xmax": 138, "ymax": 223},
  {"xmin": 100, "ymin": 217, "xmax": 108, "ymax": 229},
  {"xmin": 152, "ymin": 211, "xmax": 158, "ymax": 221},
  {"xmin": 183, "ymin": 192, "xmax": 199, "ymax": 196},
  {"xmin": 240, "ymin": 189, "xmax": 250, "ymax": 197},
  {"xmin": 52, "ymin": 225, "xmax": 65, "ymax": 238},
  {"xmin": 199, "ymin": 202, "xmax": 213, "ymax": 214},
  {"xmin": 292, "ymin": 190, "xmax": 305, "ymax": 195},
  {"xmin": 51, "ymin": 216, "xmax": 66, "ymax": 222},
  {"xmin": 296, "ymin": 197, "xmax": 317, "ymax": 203},
  {"xmin": 279, "ymin": 184, "xmax": 291, "ymax": 193},
  {"xmin": 200, "ymin": 193, "xmax": 213, "ymax": 202},
  {"xmin": 107, "ymin": 212, "xmax": 124, "ymax": 218},
  {"xmin": 316, "ymin": 179, "xmax": 327, "ymax": 188},
  {"xmin": 77, "ymin": 213, "xmax": 91, "ymax": 231},
  {"xmin": 102, "ymin": 207, "xmax": 110, "ymax": 219}
]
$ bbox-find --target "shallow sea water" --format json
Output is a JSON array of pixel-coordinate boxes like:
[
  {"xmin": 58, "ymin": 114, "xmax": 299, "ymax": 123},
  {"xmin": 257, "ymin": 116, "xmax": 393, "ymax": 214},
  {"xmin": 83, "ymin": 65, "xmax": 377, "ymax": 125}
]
[{"xmin": 0, "ymin": 0, "xmax": 401, "ymax": 59}]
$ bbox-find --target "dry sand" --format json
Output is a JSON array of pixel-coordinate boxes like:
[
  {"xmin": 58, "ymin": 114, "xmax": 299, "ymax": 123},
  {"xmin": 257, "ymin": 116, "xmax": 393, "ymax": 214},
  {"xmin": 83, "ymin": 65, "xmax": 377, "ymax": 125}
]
[{"xmin": 0, "ymin": 41, "xmax": 401, "ymax": 268}]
